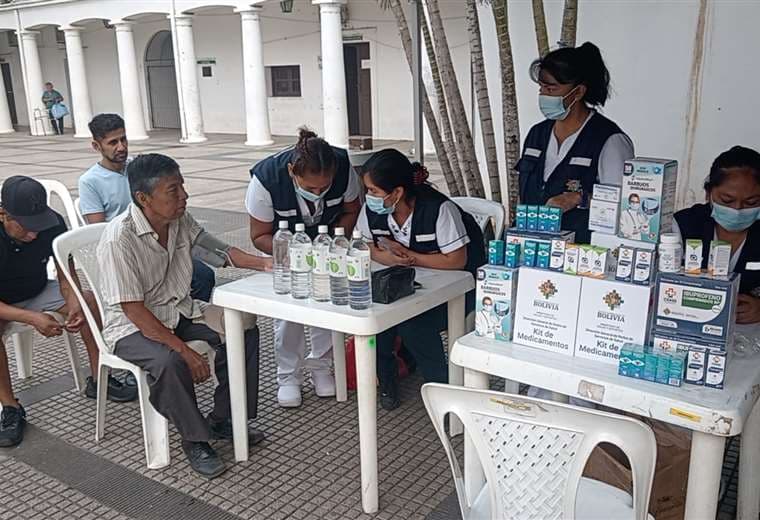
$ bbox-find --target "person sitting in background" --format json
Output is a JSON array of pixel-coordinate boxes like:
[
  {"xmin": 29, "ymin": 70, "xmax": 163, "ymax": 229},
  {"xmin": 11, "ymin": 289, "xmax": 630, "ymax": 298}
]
[
  {"xmin": 78, "ymin": 113, "xmax": 216, "ymax": 302},
  {"xmin": 674, "ymin": 146, "xmax": 760, "ymax": 323},
  {"xmin": 0, "ymin": 176, "xmax": 137, "ymax": 448},
  {"xmin": 42, "ymin": 82, "xmax": 65, "ymax": 135},
  {"xmin": 98, "ymin": 153, "xmax": 271, "ymax": 478}
]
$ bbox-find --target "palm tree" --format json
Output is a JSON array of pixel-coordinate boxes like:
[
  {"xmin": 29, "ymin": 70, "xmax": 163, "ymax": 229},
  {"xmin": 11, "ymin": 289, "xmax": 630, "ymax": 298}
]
[
  {"xmin": 467, "ymin": 0, "xmax": 501, "ymax": 202},
  {"xmin": 561, "ymin": 0, "xmax": 578, "ymax": 47},
  {"xmin": 425, "ymin": 0, "xmax": 485, "ymax": 197},
  {"xmin": 532, "ymin": 0, "xmax": 550, "ymax": 57}
]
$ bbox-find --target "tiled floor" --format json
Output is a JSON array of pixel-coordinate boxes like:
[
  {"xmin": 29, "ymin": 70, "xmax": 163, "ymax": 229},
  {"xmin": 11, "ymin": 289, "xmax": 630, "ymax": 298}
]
[{"xmin": 0, "ymin": 130, "xmax": 742, "ymax": 519}]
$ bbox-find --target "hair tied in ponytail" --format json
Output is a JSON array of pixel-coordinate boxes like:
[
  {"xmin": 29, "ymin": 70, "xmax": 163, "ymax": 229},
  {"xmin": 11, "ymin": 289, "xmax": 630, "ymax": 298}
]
[{"xmin": 412, "ymin": 163, "xmax": 429, "ymax": 185}]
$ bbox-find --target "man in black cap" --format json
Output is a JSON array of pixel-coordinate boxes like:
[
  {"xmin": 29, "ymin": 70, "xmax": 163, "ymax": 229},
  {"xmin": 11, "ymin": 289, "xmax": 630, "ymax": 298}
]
[{"xmin": 0, "ymin": 176, "xmax": 136, "ymax": 448}]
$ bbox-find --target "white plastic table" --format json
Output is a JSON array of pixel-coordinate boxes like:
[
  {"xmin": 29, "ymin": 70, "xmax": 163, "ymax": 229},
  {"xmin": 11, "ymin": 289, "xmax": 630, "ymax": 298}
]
[
  {"xmin": 451, "ymin": 328, "xmax": 760, "ymax": 520},
  {"xmin": 212, "ymin": 267, "xmax": 474, "ymax": 513}
]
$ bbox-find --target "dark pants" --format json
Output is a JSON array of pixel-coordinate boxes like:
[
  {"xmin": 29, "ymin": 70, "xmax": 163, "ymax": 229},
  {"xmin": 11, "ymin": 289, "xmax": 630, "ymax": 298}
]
[
  {"xmin": 114, "ymin": 316, "xmax": 260, "ymax": 442},
  {"xmin": 48, "ymin": 111, "xmax": 64, "ymax": 135},
  {"xmin": 191, "ymin": 258, "xmax": 215, "ymax": 302},
  {"xmin": 376, "ymin": 291, "xmax": 475, "ymax": 391}
]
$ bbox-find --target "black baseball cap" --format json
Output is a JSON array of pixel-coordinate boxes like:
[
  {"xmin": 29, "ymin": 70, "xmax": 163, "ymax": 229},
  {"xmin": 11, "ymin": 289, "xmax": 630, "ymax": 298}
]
[{"xmin": 1, "ymin": 176, "xmax": 58, "ymax": 232}]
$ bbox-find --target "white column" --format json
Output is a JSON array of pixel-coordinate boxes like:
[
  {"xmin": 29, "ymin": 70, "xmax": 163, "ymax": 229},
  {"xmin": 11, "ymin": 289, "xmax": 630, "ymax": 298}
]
[
  {"xmin": 172, "ymin": 14, "xmax": 206, "ymax": 143},
  {"xmin": 19, "ymin": 31, "xmax": 48, "ymax": 136},
  {"xmin": 0, "ymin": 60, "xmax": 13, "ymax": 134},
  {"xmin": 313, "ymin": 0, "xmax": 349, "ymax": 147},
  {"xmin": 237, "ymin": 6, "xmax": 273, "ymax": 146},
  {"xmin": 62, "ymin": 27, "xmax": 93, "ymax": 138},
  {"xmin": 112, "ymin": 21, "xmax": 148, "ymax": 141}
]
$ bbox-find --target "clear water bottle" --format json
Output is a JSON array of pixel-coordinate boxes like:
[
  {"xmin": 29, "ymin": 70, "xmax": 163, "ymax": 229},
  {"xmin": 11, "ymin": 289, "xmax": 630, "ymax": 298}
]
[
  {"xmin": 312, "ymin": 225, "xmax": 332, "ymax": 302},
  {"xmin": 329, "ymin": 227, "xmax": 350, "ymax": 306},
  {"xmin": 290, "ymin": 223, "xmax": 312, "ymax": 300},
  {"xmin": 347, "ymin": 229, "xmax": 372, "ymax": 310},
  {"xmin": 273, "ymin": 221, "xmax": 292, "ymax": 295}
]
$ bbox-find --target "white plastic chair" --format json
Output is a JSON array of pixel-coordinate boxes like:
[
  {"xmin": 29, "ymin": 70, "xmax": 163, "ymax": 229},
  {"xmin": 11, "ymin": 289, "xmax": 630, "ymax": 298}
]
[
  {"xmin": 39, "ymin": 179, "xmax": 81, "ymax": 231},
  {"xmin": 73, "ymin": 197, "xmax": 85, "ymax": 227},
  {"xmin": 53, "ymin": 224, "xmax": 217, "ymax": 469},
  {"xmin": 452, "ymin": 196, "xmax": 506, "ymax": 240},
  {"xmin": 421, "ymin": 384, "xmax": 656, "ymax": 520}
]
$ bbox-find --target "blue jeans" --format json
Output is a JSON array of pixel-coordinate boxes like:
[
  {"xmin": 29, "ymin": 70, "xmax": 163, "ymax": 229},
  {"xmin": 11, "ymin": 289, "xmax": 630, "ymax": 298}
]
[{"xmin": 191, "ymin": 258, "xmax": 215, "ymax": 302}]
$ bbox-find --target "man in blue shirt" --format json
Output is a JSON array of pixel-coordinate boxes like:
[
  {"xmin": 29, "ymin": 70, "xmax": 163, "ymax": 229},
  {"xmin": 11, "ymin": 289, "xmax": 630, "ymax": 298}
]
[{"xmin": 78, "ymin": 114, "xmax": 216, "ymax": 302}]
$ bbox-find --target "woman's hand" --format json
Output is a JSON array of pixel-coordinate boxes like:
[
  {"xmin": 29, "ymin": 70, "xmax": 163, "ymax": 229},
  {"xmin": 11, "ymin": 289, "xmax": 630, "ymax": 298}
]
[
  {"xmin": 546, "ymin": 192, "xmax": 582, "ymax": 212},
  {"xmin": 737, "ymin": 294, "xmax": 760, "ymax": 324},
  {"xmin": 372, "ymin": 247, "xmax": 414, "ymax": 267}
]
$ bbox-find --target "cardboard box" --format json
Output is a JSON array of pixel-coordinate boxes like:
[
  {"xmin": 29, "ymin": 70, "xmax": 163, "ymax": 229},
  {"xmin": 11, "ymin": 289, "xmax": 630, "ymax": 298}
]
[
  {"xmin": 685, "ymin": 347, "xmax": 707, "ymax": 385},
  {"xmin": 591, "ymin": 232, "xmax": 656, "ymax": 278},
  {"xmin": 526, "ymin": 205, "xmax": 539, "ymax": 231},
  {"xmin": 550, "ymin": 239, "xmax": 566, "ymax": 271},
  {"xmin": 684, "ymin": 239, "xmax": 703, "ymax": 275},
  {"xmin": 488, "ymin": 240, "xmax": 505, "ymax": 265},
  {"xmin": 538, "ymin": 206, "xmax": 550, "ymax": 232},
  {"xmin": 513, "ymin": 267, "xmax": 583, "ymax": 355},
  {"xmin": 505, "ymin": 242, "xmax": 520, "ymax": 268},
  {"xmin": 505, "ymin": 228, "xmax": 575, "ymax": 265},
  {"xmin": 516, "ymin": 205, "xmax": 528, "ymax": 230},
  {"xmin": 564, "ymin": 245, "xmax": 579, "ymax": 275},
  {"xmin": 590, "ymin": 198, "xmax": 620, "ymax": 235},
  {"xmin": 593, "ymin": 184, "xmax": 622, "ymax": 203},
  {"xmin": 619, "ymin": 157, "xmax": 678, "ymax": 243},
  {"xmin": 651, "ymin": 333, "xmax": 723, "ymax": 355},
  {"xmin": 705, "ymin": 349, "xmax": 727, "ymax": 389},
  {"xmin": 653, "ymin": 272, "xmax": 739, "ymax": 345},
  {"xmin": 668, "ymin": 352, "xmax": 686, "ymax": 387},
  {"xmin": 578, "ymin": 245, "xmax": 594, "ymax": 276},
  {"xmin": 619, "ymin": 343, "xmax": 645, "ymax": 378},
  {"xmin": 574, "ymin": 278, "xmax": 652, "ymax": 365},
  {"xmin": 590, "ymin": 247, "xmax": 609, "ymax": 279},
  {"xmin": 475, "ymin": 266, "xmax": 519, "ymax": 341},
  {"xmin": 615, "ymin": 246, "xmax": 635, "ymax": 283},
  {"xmin": 633, "ymin": 250, "xmax": 654, "ymax": 285},
  {"xmin": 537, "ymin": 242, "xmax": 551, "ymax": 269},
  {"xmin": 708, "ymin": 240, "xmax": 731, "ymax": 278},
  {"xmin": 548, "ymin": 207, "xmax": 562, "ymax": 233},
  {"xmin": 523, "ymin": 240, "xmax": 537, "ymax": 267}
]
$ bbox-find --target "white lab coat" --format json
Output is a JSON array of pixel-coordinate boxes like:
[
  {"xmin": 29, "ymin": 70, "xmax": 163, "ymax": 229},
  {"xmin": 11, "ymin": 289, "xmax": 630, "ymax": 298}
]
[
  {"xmin": 475, "ymin": 309, "xmax": 500, "ymax": 338},
  {"xmin": 619, "ymin": 208, "xmax": 650, "ymax": 239}
]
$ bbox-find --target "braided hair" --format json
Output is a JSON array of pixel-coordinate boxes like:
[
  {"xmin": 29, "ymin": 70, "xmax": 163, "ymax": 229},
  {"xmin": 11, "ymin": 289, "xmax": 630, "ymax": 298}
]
[{"xmin": 291, "ymin": 127, "xmax": 336, "ymax": 177}]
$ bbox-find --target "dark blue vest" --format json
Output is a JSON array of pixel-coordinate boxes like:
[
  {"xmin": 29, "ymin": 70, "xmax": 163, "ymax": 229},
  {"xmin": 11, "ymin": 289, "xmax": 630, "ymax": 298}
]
[
  {"xmin": 674, "ymin": 203, "xmax": 760, "ymax": 296},
  {"xmin": 250, "ymin": 145, "xmax": 351, "ymax": 239},
  {"xmin": 365, "ymin": 186, "xmax": 486, "ymax": 275},
  {"xmin": 516, "ymin": 112, "xmax": 625, "ymax": 243}
]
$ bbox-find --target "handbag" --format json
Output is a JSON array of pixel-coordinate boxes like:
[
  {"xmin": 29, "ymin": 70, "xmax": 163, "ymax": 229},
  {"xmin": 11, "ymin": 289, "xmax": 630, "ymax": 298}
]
[
  {"xmin": 51, "ymin": 102, "xmax": 69, "ymax": 119},
  {"xmin": 371, "ymin": 266, "xmax": 416, "ymax": 304}
]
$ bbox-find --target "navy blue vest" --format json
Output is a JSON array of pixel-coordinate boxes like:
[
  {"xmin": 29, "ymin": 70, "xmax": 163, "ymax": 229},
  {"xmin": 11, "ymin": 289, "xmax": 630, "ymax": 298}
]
[
  {"xmin": 674, "ymin": 203, "xmax": 760, "ymax": 296},
  {"xmin": 364, "ymin": 186, "xmax": 486, "ymax": 275},
  {"xmin": 250, "ymin": 145, "xmax": 351, "ymax": 239},
  {"xmin": 516, "ymin": 112, "xmax": 625, "ymax": 243}
]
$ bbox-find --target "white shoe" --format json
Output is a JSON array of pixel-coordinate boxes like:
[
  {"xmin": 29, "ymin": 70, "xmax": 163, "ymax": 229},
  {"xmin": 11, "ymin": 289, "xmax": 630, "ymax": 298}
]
[
  {"xmin": 312, "ymin": 371, "xmax": 336, "ymax": 398},
  {"xmin": 277, "ymin": 385, "xmax": 302, "ymax": 408}
]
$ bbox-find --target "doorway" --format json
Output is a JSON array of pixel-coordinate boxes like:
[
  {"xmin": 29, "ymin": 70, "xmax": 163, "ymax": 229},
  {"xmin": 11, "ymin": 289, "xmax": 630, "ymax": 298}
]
[
  {"xmin": 1, "ymin": 63, "xmax": 18, "ymax": 125},
  {"xmin": 145, "ymin": 31, "xmax": 180, "ymax": 129},
  {"xmin": 343, "ymin": 42, "xmax": 372, "ymax": 137}
]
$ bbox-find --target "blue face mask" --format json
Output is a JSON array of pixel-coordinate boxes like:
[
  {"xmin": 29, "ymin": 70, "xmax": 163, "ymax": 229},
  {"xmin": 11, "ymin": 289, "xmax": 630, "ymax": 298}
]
[
  {"xmin": 294, "ymin": 179, "xmax": 329, "ymax": 203},
  {"xmin": 711, "ymin": 200, "xmax": 760, "ymax": 232},
  {"xmin": 366, "ymin": 193, "xmax": 396, "ymax": 215},
  {"xmin": 538, "ymin": 86, "xmax": 580, "ymax": 121}
]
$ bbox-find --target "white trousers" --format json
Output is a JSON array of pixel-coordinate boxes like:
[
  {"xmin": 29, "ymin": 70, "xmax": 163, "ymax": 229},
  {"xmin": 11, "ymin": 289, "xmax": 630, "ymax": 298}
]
[{"xmin": 274, "ymin": 319, "xmax": 333, "ymax": 386}]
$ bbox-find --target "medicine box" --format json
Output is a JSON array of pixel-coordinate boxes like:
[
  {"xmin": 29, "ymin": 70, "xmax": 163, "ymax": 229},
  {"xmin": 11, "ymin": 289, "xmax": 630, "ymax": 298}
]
[
  {"xmin": 548, "ymin": 207, "xmax": 562, "ymax": 233},
  {"xmin": 589, "ymin": 198, "xmax": 620, "ymax": 235},
  {"xmin": 523, "ymin": 241, "xmax": 537, "ymax": 267},
  {"xmin": 564, "ymin": 245, "xmax": 579, "ymax": 275},
  {"xmin": 578, "ymin": 245, "xmax": 594, "ymax": 276},
  {"xmin": 705, "ymin": 349, "xmax": 727, "ymax": 389},
  {"xmin": 708, "ymin": 240, "xmax": 731, "ymax": 278},
  {"xmin": 538, "ymin": 206, "xmax": 550, "ymax": 232},
  {"xmin": 684, "ymin": 239, "xmax": 703, "ymax": 275},
  {"xmin": 619, "ymin": 157, "xmax": 678, "ymax": 243},
  {"xmin": 651, "ymin": 332, "xmax": 723, "ymax": 355},
  {"xmin": 618, "ymin": 343, "xmax": 685, "ymax": 387},
  {"xmin": 593, "ymin": 184, "xmax": 621, "ymax": 203},
  {"xmin": 615, "ymin": 246, "xmax": 635, "ymax": 283},
  {"xmin": 550, "ymin": 239, "xmax": 566, "ymax": 271},
  {"xmin": 513, "ymin": 267, "xmax": 583, "ymax": 356},
  {"xmin": 488, "ymin": 240, "xmax": 504, "ymax": 265},
  {"xmin": 619, "ymin": 344, "xmax": 645, "ymax": 378},
  {"xmin": 516, "ymin": 205, "xmax": 528, "ymax": 230},
  {"xmin": 574, "ymin": 278, "xmax": 652, "ymax": 365},
  {"xmin": 632, "ymin": 250, "xmax": 654, "ymax": 285},
  {"xmin": 590, "ymin": 247, "xmax": 609, "ymax": 279},
  {"xmin": 653, "ymin": 272, "xmax": 739, "ymax": 345},
  {"xmin": 475, "ymin": 266, "xmax": 519, "ymax": 342},
  {"xmin": 526, "ymin": 205, "xmax": 539, "ymax": 231},
  {"xmin": 505, "ymin": 242, "xmax": 521, "ymax": 269},
  {"xmin": 505, "ymin": 229, "xmax": 575, "ymax": 265},
  {"xmin": 685, "ymin": 347, "xmax": 707, "ymax": 385},
  {"xmin": 537, "ymin": 242, "xmax": 551, "ymax": 269}
]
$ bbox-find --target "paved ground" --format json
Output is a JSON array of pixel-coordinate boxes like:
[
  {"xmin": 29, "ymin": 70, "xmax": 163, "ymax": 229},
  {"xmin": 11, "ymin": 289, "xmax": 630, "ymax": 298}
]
[{"xmin": 0, "ymin": 130, "xmax": 741, "ymax": 519}]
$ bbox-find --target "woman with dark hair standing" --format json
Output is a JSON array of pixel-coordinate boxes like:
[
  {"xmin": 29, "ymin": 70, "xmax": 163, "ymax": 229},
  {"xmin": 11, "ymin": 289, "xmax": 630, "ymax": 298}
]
[
  {"xmin": 357, "ymin": 149, "xmax": 485, "ymax": 410},
  {"xmin": 517, "ymin": 42, "xmax": 634, "ymax": 243},
  {"xmin": 674, "ymin": 146, "xmax": 760, "ymax": 323},
  {"xmin": 246, "ymin": 127, "xmax": 361, "ymax": 407}
]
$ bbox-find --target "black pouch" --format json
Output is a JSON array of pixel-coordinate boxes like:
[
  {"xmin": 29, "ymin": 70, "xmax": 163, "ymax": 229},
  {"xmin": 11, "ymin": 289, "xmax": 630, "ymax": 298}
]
[{"xmin": 371, "ymin": 266, "xmax": 416, "ymax": 304}]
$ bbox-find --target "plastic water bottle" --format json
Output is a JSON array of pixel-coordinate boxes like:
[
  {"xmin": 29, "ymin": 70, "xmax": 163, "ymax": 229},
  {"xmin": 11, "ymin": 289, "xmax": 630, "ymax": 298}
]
[
  {"xmin": 312, "ymin": 225, "xmax": 332, "ymax": 302},
  {"xmin": 290, "ymin": 223, "xmax": 312, "ymax": 299},
  {"xmin": 273, "ymin": 221, "xmax": 292, "ymax": 295},
  {"xmin": 347, "ymin": 229, "xmax": 372, "ymax": 310},
  {"xmin": 329, "ymin": 227, "xmax": 350, "ymax": 306}
]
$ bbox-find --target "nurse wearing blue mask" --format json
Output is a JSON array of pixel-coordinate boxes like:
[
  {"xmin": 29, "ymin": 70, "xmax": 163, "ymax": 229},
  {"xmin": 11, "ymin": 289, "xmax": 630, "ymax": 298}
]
[
  {"xmin": 516, "ymin": 42, "xmax": 634, "ymax": 243},
  {"xmin": 246, "ymin": 127, "xmax": 361, "ymax": 407},
  {"xmin": 674, "ymin": 146, "xmax": 760, "ymax": 324}
]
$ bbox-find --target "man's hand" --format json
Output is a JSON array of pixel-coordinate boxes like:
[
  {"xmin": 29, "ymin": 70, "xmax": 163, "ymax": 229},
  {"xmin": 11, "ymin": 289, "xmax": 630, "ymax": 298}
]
[
  {"xmin": 737, "ymin": 294, "xmax": 760, "ymax": 324},
  {"xmin": 227, "ymin": 248, "xmax": 274, "ymax": 272},
  {"xmin": 179, "ymin": 346, "xmax": 211, "ymax": 384},
  {"xmin": 30, "ymin": 313, "xmax": 64, "ymax": 337},
  {"xmin": 546, "ymin": 192, "xmax": 582, "ymax": 213},
  {"xmin": 64, "ymin": 304, "xmax": 85, "ymax": 333}
]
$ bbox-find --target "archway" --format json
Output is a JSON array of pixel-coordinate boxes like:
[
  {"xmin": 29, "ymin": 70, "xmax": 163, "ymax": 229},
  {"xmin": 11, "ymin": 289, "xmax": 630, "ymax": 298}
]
[{"xmin": 145, "ymin": 30, "xmax": 180, "ymax": 129}]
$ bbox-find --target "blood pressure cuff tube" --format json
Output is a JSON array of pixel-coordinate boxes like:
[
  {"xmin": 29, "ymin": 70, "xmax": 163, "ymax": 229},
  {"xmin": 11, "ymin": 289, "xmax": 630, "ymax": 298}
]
[{"xmin": 192, "ymin": 231, "xmax": 232, "ymax": 268}]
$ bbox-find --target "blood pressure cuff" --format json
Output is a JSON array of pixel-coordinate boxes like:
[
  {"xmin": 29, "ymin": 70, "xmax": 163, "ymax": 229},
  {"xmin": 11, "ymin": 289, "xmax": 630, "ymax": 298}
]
[
  {"xmin": 371, "ymin": 266, "xmax": 416, "ymax": 304},
  {"xmin": 192, "ymin": 231, "xmax": 232, "ymax": 268}
]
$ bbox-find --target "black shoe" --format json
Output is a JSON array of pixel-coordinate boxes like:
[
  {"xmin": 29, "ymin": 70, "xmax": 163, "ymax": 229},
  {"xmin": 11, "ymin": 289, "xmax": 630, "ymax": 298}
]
[
  {"xmin": 380, "ymin": 384, "xmax": 401, "ymax": 411},
  {"xmin": 84, "ymin": 375, "xmax": 138, "ymax": 403},
  {"xmin": 0, "ymin": 402, "xmax": 26, "ymax": 447},
  {"xmin": 124, "ymin": 372, "xmax": 137, "ymax": 387},
  {"xmin": 182, "ymin": 440, "xmax": 226, "ymax": 479},
  {"xmin": 207, "ymin": 414, "xmax": 266, "ymax": 446}
]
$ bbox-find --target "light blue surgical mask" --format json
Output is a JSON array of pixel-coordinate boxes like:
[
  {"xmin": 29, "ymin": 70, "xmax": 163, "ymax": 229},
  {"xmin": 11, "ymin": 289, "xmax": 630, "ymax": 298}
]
[
  {"xmin": 366, "ymin": 193, "xmax": 396, "ymax": 215},
  {"xmin": 538, "ymin": 85, "xmax": 580, "ymax": 121},
  {"xmin": 711, "ymin": 200, "xmax": 760, "ymax": 232},
  {"xmin": 294, "ymin": 179, "xmax": 329, "ymax": 203}
]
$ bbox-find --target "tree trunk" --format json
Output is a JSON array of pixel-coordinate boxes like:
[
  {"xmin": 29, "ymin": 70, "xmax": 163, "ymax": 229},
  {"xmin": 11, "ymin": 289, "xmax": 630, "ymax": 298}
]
[
  {"xmin": 491, "ymin": 0, "xmax": 521, "ymax": 222},
  {"xmin": 560, "ymin": 0, "xmax": 578, "ymax": 47},
  {"xmin": 420, "ymin": 15, "xmax": 466, "ymax": 197},
  {"xmin": 387, "ymin": 0, "xmax": 462, "ymax": 196},
  {"xmin": 531, "ymin": 0, "xmax": 550, "ymax": 57},
  {"xmin": 425, "ymin": 0, "xmax": 485, "ymax": 198},
  {"xmin": 466, "ymin": 0, "xmax": 501, "ymax": 202}
]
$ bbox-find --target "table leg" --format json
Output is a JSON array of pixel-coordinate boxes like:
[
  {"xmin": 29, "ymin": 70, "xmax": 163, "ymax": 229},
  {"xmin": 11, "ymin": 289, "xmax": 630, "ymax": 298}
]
[
  {"xmin": 685, "ymin": 431, "xmax": 725, "ymax": 519},
  {"xmin": 447, "ymin": 294, "xmax": 466, "ymax": 436},
  {"xmin": 223, "ymin": 308, "xmax": 249, "ymax": 462},
  {"xmin": 463, "ymin": 367, "xmax": 489, "ymax": 506},
  {"xmin": 332, "ymin": 331, "xmax": 348, "ymax": 402},
  {"xmin": 355, "ymin": 334, "xmax": 378, "ymax": 513},
  {"xmin": 738, "ymin": 400, "xmax": 760, "ymax": 519}
]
